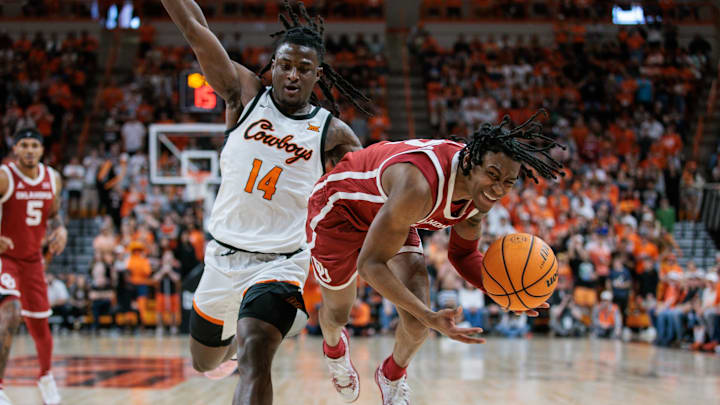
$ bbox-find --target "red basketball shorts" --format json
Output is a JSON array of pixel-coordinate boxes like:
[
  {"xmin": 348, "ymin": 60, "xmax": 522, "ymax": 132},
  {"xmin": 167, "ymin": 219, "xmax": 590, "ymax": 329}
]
[
  {"xmin": 0, "ymin": 256, "xmax": 51, "ymax": 318},
  {"xmin": 308, "ymin": 207, "xmax": 423, "ymax": 290}
]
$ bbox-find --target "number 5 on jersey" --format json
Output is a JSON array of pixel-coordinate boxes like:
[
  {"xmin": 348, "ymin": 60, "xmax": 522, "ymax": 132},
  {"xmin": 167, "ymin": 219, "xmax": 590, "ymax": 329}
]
[
  {"xmin": 26, "ymin": 200, "xmax": 43, "ymax": 226},
  {"xmin": 244, "ymin": 159, "xmax": 283, "ymax": 200}
]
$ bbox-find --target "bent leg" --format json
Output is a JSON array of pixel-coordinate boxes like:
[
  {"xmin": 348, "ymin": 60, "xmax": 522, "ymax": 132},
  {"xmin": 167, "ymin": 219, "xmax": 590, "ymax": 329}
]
[
  {"xmin": 232, "ymin": 318, "xmax": 282, "ymax": 405},
  {"xmin": 318, "ymin": 280, "xmax": 357, "ymax": 347},
  {"xmin": 387, "ymin": 252, "xmax": 430, "ymax": 368},
  {"xmin": 232, "ymin": 283, "xmax": 306, "ymax": 405},
  {"xmin": 189, "ymin": 308, "xmax": 236, "ymax": 372}
]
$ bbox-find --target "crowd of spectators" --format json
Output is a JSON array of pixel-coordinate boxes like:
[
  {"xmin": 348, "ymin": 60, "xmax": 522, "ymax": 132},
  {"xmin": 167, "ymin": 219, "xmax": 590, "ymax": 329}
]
[
  {"xmin": 3, "ymin": 4, "xmax": 720, "ymax": 352},
  {"xmin": 12, "ymin": 0, "xmax": 384, "ymax": 20},
  {"xmin": 421, "ymin": 0, "xmax": 714, "ymax": 22},
  {"xmin": 372, "ymin": 20, "xmax": 720, "ymax": 350},
  {"xmin": 0, "ymin": 29, "xmax": 99, "ymax": 163}
]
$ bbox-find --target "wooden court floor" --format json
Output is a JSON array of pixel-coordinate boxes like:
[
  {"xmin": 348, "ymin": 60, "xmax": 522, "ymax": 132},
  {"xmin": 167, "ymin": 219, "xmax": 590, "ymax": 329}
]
[{"xmin": 5, "ymin": 333, "xmax": 719, "ymax": 404}]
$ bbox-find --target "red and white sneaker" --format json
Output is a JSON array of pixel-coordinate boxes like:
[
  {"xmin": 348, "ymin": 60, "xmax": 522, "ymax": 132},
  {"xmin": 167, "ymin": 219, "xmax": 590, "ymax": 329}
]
[
  {"xmin": 37, "ymin": 373, "xmax": 61, "ymax": 405},
  {"xmin": 323, "ymin": 328, "xmax": 360, "ymax": 402},
  {"xmin": 203, "ymin": 357, "xmax": 237, "ymax": 380},
  {"xmin": 375, "ymin": 365, "xmax": 411, "ymax": 405},
  {"xmin": 0, "ymin": 390, "xmax": 13, "ymax": 405}
]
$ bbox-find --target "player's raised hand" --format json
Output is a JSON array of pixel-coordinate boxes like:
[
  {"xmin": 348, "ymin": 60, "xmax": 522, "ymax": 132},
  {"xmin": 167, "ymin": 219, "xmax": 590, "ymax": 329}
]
[
  {"xmin": 424, "ymin": 307, "xmax": 486, "ymax": 344},
  {"xmin": 0, "ymin": 236, "xmax": 14, "ymax": 254},
  {"xmin": 48, "ymin": 226, "xmax": 68, "ymax": 255},
  {"xmin": 508, "ymin": 301, "xmax": 550, "ymax": 317}
]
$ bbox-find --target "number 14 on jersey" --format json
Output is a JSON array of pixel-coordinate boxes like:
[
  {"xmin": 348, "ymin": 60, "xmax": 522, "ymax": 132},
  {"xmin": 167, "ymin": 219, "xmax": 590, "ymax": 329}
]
[{"xmin": 244, "ymin": 159, "xmax": 283, "ymax": 200}]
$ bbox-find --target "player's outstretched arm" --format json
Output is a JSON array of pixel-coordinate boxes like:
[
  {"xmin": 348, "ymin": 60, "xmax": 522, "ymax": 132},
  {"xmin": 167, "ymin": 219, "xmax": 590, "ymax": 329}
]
[
  {"xmin": 160, "ymin": 0, "xmax": 261, "ymax": 109},
  {"xmin": 357, "ymin": 164, "xmax": 484, "ymax": 344},
  {"xmin": 47, "ymin": 170, "xmax": 67, "ymax": 255},
  {"xmin": 323, "ymin": 118, "xmax": 362, "ymax": 172},
  {"xmin": 0, "ymin": 171, "xmax": 13, "ymax": 254}
]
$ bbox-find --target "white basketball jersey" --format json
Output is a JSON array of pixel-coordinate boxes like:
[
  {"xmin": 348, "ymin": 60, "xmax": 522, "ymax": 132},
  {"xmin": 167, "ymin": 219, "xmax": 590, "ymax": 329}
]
[{"xmin": 208, "ymin": 87, "xmax": 332, "ymax": 253}]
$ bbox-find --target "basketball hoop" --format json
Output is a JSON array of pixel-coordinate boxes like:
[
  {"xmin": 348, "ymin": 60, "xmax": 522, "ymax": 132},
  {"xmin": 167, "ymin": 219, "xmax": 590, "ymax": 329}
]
[{"xmin": 184, "ymin": 170, "xmax": 211, "ymax": 203}]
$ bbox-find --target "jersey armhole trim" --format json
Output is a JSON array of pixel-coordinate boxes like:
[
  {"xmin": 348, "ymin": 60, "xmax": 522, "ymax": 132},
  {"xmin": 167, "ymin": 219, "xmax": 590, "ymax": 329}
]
[
  {"xmin": 319, "ymin": 113, "xmax": 333, "ymax": 174},
  {"xmin": 224, "ymin": 86, "xmax": 267, "ymax": 136},
  {"xmin": 0, "ymin": 166, "xmax": 14, "ymax": 205},
  {"xmin": 374, "ymin": 150, "xmax": 445, "ymax": 220},
  {"xmin": 48, "ymin": 166, "xmax": 57, "ymax": 195}
]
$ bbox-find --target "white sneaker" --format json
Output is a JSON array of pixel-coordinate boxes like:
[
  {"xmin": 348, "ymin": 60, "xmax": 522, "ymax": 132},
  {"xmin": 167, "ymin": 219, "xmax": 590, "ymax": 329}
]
[
  {"xmin": 203, "ymin": 356, "xmax": 237, "ymax": 380},
  {"xmin": 323, "ymin": 328, "xmax": 359, "ymax": 402},
  {"xmin": 375, "ymin": 365, "xmax": 411, "ymax": 405},
  {"xmin": 0, "ymin": 390, "xmax": 13, "ymax": 405},
  {"xmin": 37, "ymin": 373, "xmax": 61, "ymax": 405}
]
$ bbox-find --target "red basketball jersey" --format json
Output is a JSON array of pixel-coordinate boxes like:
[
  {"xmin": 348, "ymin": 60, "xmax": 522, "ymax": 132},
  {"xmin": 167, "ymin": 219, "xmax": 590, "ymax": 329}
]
[
  {"xmin": 0, "ymin": 162, "xmax": 57, "ymax": 261},
  {"xmin": 307, "ymin": 139, "xmax": 479, "ymax": 242}
]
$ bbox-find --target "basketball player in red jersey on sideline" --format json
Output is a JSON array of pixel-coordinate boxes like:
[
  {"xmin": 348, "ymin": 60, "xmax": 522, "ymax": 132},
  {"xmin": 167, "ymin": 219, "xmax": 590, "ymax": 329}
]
[
  {"xmin": 0, "ymin": 128, "xmax": 67, "ymax": 405},
  {"xmin": 307, "ymin": 112, "xmax": 565, "ymax": 404}
]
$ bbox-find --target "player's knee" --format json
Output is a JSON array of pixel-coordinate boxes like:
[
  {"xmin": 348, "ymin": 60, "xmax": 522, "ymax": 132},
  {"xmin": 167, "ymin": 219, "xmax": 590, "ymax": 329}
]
[
  {"xmin": 0, "ymin": 299, "xmax": 22, "ymax": 329},
  {"xmin": 237, "ymin": 334, "xmax": 275, "ymax": 377},
  {"xmin": 322, "ymin": 304, "xmax": 351, "ymax": 328},
  {"xmin": 192, "ymin": 354, "xmax": 221, "ymax": 373}
]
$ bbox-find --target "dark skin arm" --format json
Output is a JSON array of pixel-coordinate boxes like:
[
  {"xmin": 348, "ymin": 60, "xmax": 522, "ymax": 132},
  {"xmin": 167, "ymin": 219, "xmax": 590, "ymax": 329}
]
[
  {"xmin": 452, "ymin": 210, "xmax": 548, "ymax": 317},
  {"xmin": 356, "ymin": 163, "xmax": 485, "ymax": 344},
  {"xmin": 160, "ymin": 0, "xmax": 261, "ymax": 127},
  {"xmin": 0, "ymin": 171, "xmax": 14, "ymax": 254},
  {"xmin": 47, "ymin": 171, "xmax": 67, "ymax": 255},
  {"xmin": 323, "ymin": 117, "xmax": 362, "ymax": 172}
]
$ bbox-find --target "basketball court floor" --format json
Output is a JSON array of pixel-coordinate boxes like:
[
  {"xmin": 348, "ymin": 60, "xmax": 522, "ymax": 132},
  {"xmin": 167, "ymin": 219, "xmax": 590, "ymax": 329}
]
[{"xmin": 5, "ymin": 334, "xmax": 719, "ymax": 404}]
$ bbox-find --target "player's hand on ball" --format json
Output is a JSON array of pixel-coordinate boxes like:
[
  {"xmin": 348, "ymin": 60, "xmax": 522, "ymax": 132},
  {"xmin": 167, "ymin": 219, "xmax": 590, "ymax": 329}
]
[
  {"xmin": 0, "ymin": 236, "xmax": 14, "ymax": 254},
  {"xmin": 508, "ymin": 301, "xmax": 550, "ymax": 317},
  {"xmin": 424, "ymin": 307, "xmax": 485, "ymax": 344},
  {"xmin": 48, "ymin": 226, "xmax": 68, "ymax": 255}
]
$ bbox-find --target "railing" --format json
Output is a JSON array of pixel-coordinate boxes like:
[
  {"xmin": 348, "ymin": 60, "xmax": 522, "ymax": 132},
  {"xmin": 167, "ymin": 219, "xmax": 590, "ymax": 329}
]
[
  {"xmin": 693, "ymin": 60, "xmax": 720, "ymax": 160},
  {"xmin": 700, "ymin": 183, "xmax": 720, "ymax": 235},
  {"xmin": 700, "ymin": 183, "xmax": 720, "ymax": 250},
  {"xmin": 419, "ymin": 0, "xmax": 719, "ymax": 24}
]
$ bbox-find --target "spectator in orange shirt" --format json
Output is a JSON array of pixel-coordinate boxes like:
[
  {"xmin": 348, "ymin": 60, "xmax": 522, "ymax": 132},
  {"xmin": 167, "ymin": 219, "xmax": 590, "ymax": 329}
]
[
  {"xmin": 125, "ymin": 241, "xmax": 153, "ymax": 325},
  {"xmin": 349, "ymin": 297, "xmax": 372, "ymax": 336},
  {"xmin": 592, "ymin": 291, "xmax": 622, "ymax": 339},
  {"xmin": 188, "ymin": 223, "xmax": 206, "ymax": 261},
  {"xmin": 655, "ymin": 272, "xmax": 685, "ymax": 346},
  {"xmin": 659, "ymin": 124, "xmax": 682, "ymax": 157}
]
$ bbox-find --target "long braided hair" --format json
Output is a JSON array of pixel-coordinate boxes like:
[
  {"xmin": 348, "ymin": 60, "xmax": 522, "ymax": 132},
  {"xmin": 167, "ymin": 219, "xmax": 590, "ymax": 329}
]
[
  {"xmin": 458, "ymin": 109, "xmax": 566, "ymax": 183},
  {"xmin": 257, "ymin": 0, "xmax": 372, "ymax": 117}
]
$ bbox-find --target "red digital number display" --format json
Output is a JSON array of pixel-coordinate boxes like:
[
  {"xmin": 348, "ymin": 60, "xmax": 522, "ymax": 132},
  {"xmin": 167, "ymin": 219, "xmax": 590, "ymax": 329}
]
[{"xmin": 194, "ymin": 84, "xmax": 217, "ymax": 110}]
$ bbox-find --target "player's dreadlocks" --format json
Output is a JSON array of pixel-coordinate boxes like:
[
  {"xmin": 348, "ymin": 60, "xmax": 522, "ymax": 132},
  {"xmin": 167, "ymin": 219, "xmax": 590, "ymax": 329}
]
[
  {"xmin": 458, "ymin": 109, "xmax": 566, "ymax": 183},
  {"xmin": 257, "ymin": 0, "xmax": 372, "ymax": 117}
]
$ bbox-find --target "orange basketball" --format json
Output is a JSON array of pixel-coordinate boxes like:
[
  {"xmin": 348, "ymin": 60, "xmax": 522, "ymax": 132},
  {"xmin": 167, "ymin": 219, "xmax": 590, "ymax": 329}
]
[{"xmin": 481, "ymin": 233, "xmax": 558, "ymax": 311}]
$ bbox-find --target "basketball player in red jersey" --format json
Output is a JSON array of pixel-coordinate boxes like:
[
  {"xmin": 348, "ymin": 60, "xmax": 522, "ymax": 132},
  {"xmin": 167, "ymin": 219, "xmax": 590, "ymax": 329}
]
[
  {"xmin": 0, "ymin": 128, "xmax": 67, "ymax": 405},
  {"xmin": 307, "ymin": 112, "xmax": 565, "ymax": 404}
]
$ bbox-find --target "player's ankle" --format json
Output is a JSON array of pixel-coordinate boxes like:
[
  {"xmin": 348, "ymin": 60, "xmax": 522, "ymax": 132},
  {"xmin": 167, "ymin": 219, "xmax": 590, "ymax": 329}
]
[
  {"xmin": 323, "ymin": 336, "xmax": 346, "ymax": 359},
  {"xmin": 381, "ymin": 355, "xmax": 407, "ymax": 381}
]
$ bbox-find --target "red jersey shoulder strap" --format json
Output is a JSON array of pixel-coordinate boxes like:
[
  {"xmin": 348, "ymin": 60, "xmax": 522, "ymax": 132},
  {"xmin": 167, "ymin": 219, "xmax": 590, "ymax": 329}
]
[
  {"xmin": 376, "ymin": 149, "xmax": 445, "ymax": 222},
  {"xmin": 0, "ymin": 164, "xmax": 14, "ymax": 204}
]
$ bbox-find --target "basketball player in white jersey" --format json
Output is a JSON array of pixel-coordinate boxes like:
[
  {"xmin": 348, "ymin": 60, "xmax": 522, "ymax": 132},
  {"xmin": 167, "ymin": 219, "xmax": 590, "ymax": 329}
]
[{"xmin": 161, "ymin": 1, "xmax": 367, "ymax": 404}]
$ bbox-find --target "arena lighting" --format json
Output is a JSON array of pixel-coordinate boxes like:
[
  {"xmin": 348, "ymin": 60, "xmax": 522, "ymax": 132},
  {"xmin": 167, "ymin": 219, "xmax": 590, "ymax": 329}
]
[
  {"xmin": 102, "ymin": 1, "xmax": 142, "ymax": 29},
  {"xmin": 612, "ymin": 4, "xmax": 646, "ymax": 25}
]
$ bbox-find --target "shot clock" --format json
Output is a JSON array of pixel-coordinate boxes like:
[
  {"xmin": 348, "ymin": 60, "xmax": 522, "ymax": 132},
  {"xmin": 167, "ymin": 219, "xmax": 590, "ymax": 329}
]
[{"xmin": 179, "ymin": 70, "xmax": 224, "ymax": 113}]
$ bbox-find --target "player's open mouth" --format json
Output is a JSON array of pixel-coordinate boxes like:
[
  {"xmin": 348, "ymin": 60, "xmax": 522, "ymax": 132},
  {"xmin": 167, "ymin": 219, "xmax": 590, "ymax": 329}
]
[
  {"xmin": 284, "ymin": 85, "xmax": 299, "ymax": 95},
  {"xmin": 483, "ymin": 191, "xmax": 498, "ymax": 202}
]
